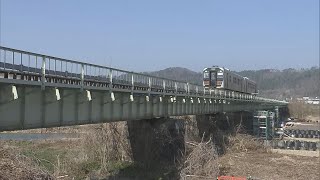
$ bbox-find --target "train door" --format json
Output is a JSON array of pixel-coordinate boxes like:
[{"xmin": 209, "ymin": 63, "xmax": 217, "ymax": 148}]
[{"xmin": 210, "ymin": 71, "xmax": 217, "ymax": 88}]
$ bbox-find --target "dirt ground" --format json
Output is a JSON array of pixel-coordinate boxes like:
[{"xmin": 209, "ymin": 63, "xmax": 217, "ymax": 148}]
[
  {"xmin": 218, "ymin": 150, "xmax": 320, "ymax": 180},
  {"xmin": 2, "ymin": 139, "xmax": 319, "ymax": 180},
  {"xmin": 1, "ymin": 123, "xmax": 319, "ymax": 180}
]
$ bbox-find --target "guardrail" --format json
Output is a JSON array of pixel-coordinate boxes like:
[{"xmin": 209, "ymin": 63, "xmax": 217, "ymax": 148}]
[{"xmin": 0, "ymin": 46, "xmax": 287, "ymax": 105}]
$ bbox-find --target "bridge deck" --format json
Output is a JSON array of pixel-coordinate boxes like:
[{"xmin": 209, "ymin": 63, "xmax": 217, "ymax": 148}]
[{"xmin": 0, "ymin": 46, "xmax": 287, "ymax": 131}]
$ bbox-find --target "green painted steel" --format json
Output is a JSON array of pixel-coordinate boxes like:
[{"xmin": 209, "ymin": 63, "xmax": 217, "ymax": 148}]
[
  {"xmin": 253, "ymin": 111, "xmax": 276, "ymax": 140},
  {"xmin": 0, "ymin": 83, "xmax": 286, "ymax": 132}
]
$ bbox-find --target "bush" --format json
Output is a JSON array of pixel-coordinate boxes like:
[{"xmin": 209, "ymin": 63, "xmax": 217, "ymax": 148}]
[
  {"xmin": 80, "ymin": 122, "xmax": 132, "ymax": 173},
  {"xmin": 179, "ymin": 138, "xmax": 219, "ymax": 180}
]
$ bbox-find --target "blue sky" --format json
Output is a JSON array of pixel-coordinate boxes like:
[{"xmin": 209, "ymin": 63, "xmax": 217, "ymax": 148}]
[{"xmin": 0, "ymin": 0, "xmax": 319, "ymax": 72}]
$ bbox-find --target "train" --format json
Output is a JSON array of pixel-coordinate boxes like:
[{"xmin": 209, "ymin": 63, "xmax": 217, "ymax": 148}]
[{"xmin": 203, "ymin": 66, "xmax": 258, "ymax": 94}]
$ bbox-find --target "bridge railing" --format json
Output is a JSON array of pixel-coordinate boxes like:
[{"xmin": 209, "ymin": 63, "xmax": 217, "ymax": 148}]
[
  {"xmin": 0, "ymin": 46, "xmax": 287, "ymax": 105},
  {"xmin": 46, "ymin": 57, "xmax": 82, "ymax": 80},
  {"xmin": 0, "ymin": 46, "xmax": 204, "ymax": 92}
]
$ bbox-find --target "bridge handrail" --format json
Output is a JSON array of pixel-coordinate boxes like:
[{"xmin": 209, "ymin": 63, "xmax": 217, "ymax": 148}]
[
  {"xmin": 0, "ymin": 46, "xmax": 198, "ymax": 85},
  {"xmin": 0, "ymin": 46, "xmax": 211, "ymax": 94},
  {"xmin": 0, "ymin": 46, "xmax": 287, "ymax": 105}
]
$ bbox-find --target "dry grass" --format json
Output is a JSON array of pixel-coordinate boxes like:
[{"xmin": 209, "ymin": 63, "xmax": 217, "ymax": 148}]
[
  {"xmin": 179, "ymin": 129, "xmax": 266, "ymax": 180},
  {"xmin": 226, "ymin": 134, "xmax": 266, "ymax": 153},
  {"xmin": 52, "ymin": 122, "xmax": 133, "ymax": 178},
  {"xmin": 288, "ymin": 101, "xmax": 320, "ymax": 120},
  {"xmin": 79, "ymin": 122, "xmax": 132, "ymax": 174},
  {"xmin": 0, "ymin": 122, "xmax": 133, "ymax": 180},
  {"xmin": 179, "ymin": 115, "xmax": 220, "ymax": 179},
  {"xmin": 223, "ymin": 123, "xmax": 266, "ymax": 153},
  {"xmin": 217, "ymin": 129, "xmax": 320, "ymax": 179},
  {"xmin": 0, "ymin": 143, "xmax": 53, "ymax": 180},
  {"xmin": 217, "ymin": 151, "xmax": 320, "ymax": 179},
  {"xmin": 180, "ymin": 118, "xmax": 269, "ymax": 180},
  {"xmin": 179, "ymin": 138, "xmax": 219, "ymax": 180},
  {"xmin": 3, "ymin": 114, "xmax": 317, "ymax": 180}
]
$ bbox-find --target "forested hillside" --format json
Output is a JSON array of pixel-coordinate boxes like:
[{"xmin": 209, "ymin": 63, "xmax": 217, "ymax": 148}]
[
  {"xmin": 238, "ymin": 67, "xmax": 319, "ymax": 99},
  {"xmin": 147, "ymin": 67, "xmax": 319, "ymax": 99},
  {"xmin": 145, "ymin": 67, "xmax": 202, "ymax": 85}
]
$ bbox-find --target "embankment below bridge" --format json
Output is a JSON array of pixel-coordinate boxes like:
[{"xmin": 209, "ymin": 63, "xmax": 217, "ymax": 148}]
[{"xmin": 0, "ymin": 114, "xmax": 319, "ymax": 180}]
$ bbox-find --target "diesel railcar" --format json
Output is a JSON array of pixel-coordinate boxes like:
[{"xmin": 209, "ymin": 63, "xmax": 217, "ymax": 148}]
[{"xmin": 203, "ymin": 66, "xmax": 257, "ymax": 94}]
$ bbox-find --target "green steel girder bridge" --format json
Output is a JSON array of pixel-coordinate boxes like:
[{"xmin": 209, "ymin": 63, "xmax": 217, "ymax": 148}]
[{"xmin": 0, "ymin": 46, "xmax": 287, "ymax": 131}]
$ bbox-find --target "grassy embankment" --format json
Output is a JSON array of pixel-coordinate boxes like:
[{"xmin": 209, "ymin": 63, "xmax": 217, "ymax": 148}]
[
  {"xmin": 1, "ymin": 122, "xmax": 179, "ymax": 179},
  {"xmin": 1, "ymin": 123, "xmax": 133, "ymax": 179},
  {"xmin": 1, "ymin": 116, "xmax": 319, "ymax": 179}
]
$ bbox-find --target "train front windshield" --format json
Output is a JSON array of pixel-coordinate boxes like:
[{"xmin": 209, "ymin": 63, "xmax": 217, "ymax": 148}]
[
  {"xmin": 203, "ymin": 71, "xmax": 210, "ymax": 79},
  {"xmin": 203, "ymin": 70, "xmax": 217, "ymax": 87},
  {"xmin": 203, "ymin": 71, "xmax": 210, "ymax": 86}
]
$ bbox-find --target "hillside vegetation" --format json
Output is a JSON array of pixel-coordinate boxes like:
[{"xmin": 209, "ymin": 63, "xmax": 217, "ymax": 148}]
[
  {"xmin": 238, "ymin": 67, "xmax": 319, "ymax": 99},
  {"xmin": 144, "ymin": 67, "xmax": 202, "ymax": 85},
  {"xmin": 147, "ymin": 67, "xmax": 319, "ymax": 99}
]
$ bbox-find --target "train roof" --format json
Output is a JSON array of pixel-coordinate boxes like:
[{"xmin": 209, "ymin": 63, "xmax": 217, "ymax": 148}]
[{"xmin": 203, "ymin": 66, "xmax": 222, "ymax": 71}]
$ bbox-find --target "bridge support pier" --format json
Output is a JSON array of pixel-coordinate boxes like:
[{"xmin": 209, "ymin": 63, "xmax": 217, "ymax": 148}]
[
  {"xmin": 232, "ymin": 111, "xmax": 254, "ymax": 133},
  {"xmin": 196, "ymin": 113, "xmax": 238, "ymax": 138},
  {"xmin": 279, "ymin": 106, "xmax": 289, "ymax": 122},
  {"xmin": 195, "ymin": 111, "xmax": 255, "ymax": 153},
  {"xmin": 127, "ymin": 118, "xmax": 185, "ymax": 168},
  {"xmin": 196, "ymin": 113, "xmax": 235, "ymax": 154}
]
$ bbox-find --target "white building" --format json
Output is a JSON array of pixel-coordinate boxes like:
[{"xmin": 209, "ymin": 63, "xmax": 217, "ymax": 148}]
[
  {"xmin": 306, "ymin": 98, "xmax": 320, "ymax": 105},
  {"xmin": 295, "ymin": 97, "xmax": 319, "ymax": 105}
]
